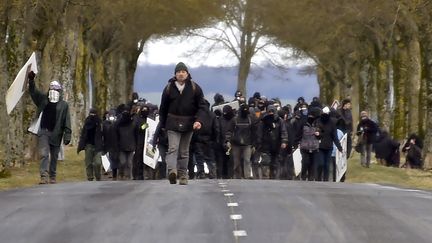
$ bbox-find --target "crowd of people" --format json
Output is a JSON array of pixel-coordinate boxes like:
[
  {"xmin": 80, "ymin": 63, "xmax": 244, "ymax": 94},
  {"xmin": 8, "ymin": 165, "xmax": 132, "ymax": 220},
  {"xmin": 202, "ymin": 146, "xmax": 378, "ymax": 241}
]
[{"xmin": 28, "ymin": 62, "xmax": 424, "ymax": 185}]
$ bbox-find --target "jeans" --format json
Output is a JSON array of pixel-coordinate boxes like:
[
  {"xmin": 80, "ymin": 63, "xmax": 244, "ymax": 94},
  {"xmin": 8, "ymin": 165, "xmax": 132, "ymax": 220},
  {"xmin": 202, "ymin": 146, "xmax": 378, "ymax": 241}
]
[
  {"xmin": 316, "ymin": 149, "xmax": 332, "ymax": 181},
  {"xmin": 38, "ymin": 129, "xmax": 60, "ymax": 179},
  {"xmin": 166, "ymin": 130, "xmax": 193, "ymax": 177},
  {"xmin": 360, "ymin": 143, "xmax": 373, "ymax": 167}
]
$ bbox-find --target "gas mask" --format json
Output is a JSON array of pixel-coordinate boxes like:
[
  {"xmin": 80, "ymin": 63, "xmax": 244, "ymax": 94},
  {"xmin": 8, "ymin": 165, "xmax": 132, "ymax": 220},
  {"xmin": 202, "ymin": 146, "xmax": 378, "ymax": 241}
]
[{"xmin": 48, "ymin": 89, "xmax": 60, "ymax": 103}]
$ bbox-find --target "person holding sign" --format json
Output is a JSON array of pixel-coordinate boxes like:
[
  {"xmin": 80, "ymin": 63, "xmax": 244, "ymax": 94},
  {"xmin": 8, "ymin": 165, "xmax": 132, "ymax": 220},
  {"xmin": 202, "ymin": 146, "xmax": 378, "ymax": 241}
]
[{"xmin": 28, "ymin": 71, "xmax": 71, "ymax": 184}]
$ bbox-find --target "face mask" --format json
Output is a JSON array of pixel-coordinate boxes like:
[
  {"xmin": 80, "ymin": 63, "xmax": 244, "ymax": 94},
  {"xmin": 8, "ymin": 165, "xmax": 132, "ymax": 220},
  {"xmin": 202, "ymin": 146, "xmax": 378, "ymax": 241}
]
[
  {"xmin": 301, "ymin": 109, "xmax": 308, "ymax": 116},
  {"xmin": 48, "ymin": 90, "xmax": 60, "ymax": 103},
  {"xmin": 108, "ymin": 116, "xmax": 116, "ymax": 121}
]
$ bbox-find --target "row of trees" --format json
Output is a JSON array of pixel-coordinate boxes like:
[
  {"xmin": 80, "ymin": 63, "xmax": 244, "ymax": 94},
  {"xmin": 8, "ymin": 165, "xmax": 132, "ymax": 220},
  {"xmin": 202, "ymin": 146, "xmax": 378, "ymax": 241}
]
[
  {"xmin": 0, "ymin": 0, "xmax": 223, "ymax": 166},
  {"xmin": 1, "ymin": 0, "xmax": 432, "ymax": 169}
]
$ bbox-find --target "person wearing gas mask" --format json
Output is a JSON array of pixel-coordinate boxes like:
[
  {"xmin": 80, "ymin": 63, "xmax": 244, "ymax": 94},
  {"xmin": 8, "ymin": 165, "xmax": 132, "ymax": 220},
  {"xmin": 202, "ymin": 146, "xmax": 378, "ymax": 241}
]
[
  {"xmin": 315, "ymin": 106, "xmax": 342, "ymax": 181},
  {"xmin": 77, "ymin": 108, "xmax": 103, "ymax": 181},
  {"xmin": 27, "ymin": 71, "xmax": 71, "ymax": 184},
  {"xmin": 256, "ymin": 105, "xmax": 288, "ymax": 179},
  {"xmin": 116, "ymin": 105, "xmax": 136, "ymax": 180},
  {"xmin": 294, "ymin": 107, "xmax": 321, "ymax": 181},
  {"xmin": 102, "ymin": 109, "xmax": 120, "ymax": 180},
  {"xmin": 132, "ymin": 102, "xmax": 150, "ymax": 180},
  {"xmin": 215, "ymin": 105, "xmax": 235, "ymax": 179},
  {"xmin": 225, "ymin": 103, "xmax": 258, "ymax": 179}
]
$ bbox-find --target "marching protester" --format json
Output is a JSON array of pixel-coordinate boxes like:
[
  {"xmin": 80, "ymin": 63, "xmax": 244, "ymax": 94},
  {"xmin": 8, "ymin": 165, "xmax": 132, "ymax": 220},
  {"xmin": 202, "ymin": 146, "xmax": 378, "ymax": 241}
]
[
  {"xmin": 315, "ymin": 106, "xmax": 342, "ymax": 181},
  {"xmin": 102, "ymin": 109, "xmax": 120, "ymax": 180},
  {"xmin": 295, "ymin": 107, "xmax": 321, "ymax": 181},
  {"xmin": 215, "ymin": 105, "xmax": 235, "ymax": 179},
  {"xmin": 356, "ymin": 111, "xmax": 379, "ymax": 168},
  {"xmin": 28, "ymin": 71, "xmax": 72, "ymax": 184},
  {"xmin": 116, "ymin": 104, "xmax": 136, "ymax": 180},
  {"xmin": 77, "ymin": 108, "xmax": 103, "ymax": 181},
  {"xmin": 159, "ymin": 62, "xmax": 207, "ymax": 185},
  {"xmin": 226, "ymin": 103, "xmax": 258, "ymax": 179},
  {"xmin": 256, "ymin": 105, "xmax": 288, "ymax": 179},
  {"xmin": 132, "ymin": 102, "xmax": 150, "ymax": 180}
]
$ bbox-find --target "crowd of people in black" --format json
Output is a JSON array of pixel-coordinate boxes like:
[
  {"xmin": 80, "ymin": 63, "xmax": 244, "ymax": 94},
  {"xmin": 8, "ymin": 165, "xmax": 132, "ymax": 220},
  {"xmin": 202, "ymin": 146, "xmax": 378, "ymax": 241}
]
[{"xmin": 76, "ymin": 63, "xmax": 424, "ymax": 184}]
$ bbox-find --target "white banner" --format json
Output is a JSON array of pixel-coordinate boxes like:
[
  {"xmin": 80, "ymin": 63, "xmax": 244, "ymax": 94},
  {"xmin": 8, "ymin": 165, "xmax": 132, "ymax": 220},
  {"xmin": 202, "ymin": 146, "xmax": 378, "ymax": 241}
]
[
  {"xmin": 292, "ymin": 148, "xmax": 302, "ymax": 177},
  {"xmin": 336, "ymin": 134, "xmax": 348, "ymax": 182},
  {"xmin": 6, "ymin": 52, "xmax": 38, "ymax": 115},
  {"xmin": 143, "ymin": 117, "xmax": 160, "ymax": 169},
  {"xmin": 212, "ymin": 100, "xmax": 240, "ymax": 112}
]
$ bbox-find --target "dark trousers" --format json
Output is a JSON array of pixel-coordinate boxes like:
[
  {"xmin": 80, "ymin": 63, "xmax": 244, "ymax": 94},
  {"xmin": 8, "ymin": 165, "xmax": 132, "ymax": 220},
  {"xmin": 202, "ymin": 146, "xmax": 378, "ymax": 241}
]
[
  {"xmin": 38, "ymin": 129, "xmax": 60, "ymax": 179},
  {"xmin": 316, "ymin": 149, "xmax": 332, "ymax": 181},
  {"xmin": 300, "ymin": 149, "xmax": 318, "ymax": 181},
  {"xmin": 195, "ymin": 141, "xmax": 216, "ymax": 178},
  {"xmin": 279, "ymin": 151, "xmax": 294, "ymax": 180},
  {"xmin": 215, "ymin": 144, "xmax": 232, "ymax": 179},
  {"xmin": 133, "ymin": 145, "xmax": 144, "ymax": 180},
  {"xmin": 108, "ymin": 151, "xmax": 119, "ymax": 179}
]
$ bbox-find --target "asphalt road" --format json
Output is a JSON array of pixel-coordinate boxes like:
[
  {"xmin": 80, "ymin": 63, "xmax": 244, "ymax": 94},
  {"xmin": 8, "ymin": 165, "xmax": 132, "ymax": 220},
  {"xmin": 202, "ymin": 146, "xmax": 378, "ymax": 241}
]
[{"xmin": 1, "ymin": 180, "xmax": 431, "ymax": 243}]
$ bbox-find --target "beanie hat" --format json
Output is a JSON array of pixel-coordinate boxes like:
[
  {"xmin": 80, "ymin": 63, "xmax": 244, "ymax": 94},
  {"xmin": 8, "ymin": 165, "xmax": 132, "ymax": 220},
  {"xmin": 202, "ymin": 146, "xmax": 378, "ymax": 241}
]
[
  {"xmin": 174, "ymin": 62, "xmax": 188, "ymax": 74},
  {"xmin": 360, "ymin": 111, "xmax": 368, "ymax": 118}
]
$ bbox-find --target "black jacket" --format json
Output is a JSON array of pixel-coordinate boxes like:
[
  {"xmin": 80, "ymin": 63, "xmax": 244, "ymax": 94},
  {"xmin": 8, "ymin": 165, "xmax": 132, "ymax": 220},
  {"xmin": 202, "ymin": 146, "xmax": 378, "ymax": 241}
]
[
  {"xmin": 77, "ymin": 115, "xmax": 103, "ymax": 153},
  {"xmin": 226, "ymin": 114, "xmax": 258, "ymax": 146},
  {"xmin": 159, "ymin": 77, "xmax": 207, "ymax": 132},
  {"xmin": 316, "ymin": 116, "xmax": 343, "ymax": 151},
  {"xmin": 339, "ymin": 108, "xmax": 353, "ymax": 133},
  {"xmin": 356, "ymin": 118, "xmax": 378, "ymax": 144},
  {"xmin": 102, "ymin": 119, "xmax": 118, "ymax": 153},
  {"xmin": 257, "ymin": 114, "xmax": 288, "ymax": 154},
  {"xmin": 116, "ymin": 114, "xmax": 136, "ymax": 152}
]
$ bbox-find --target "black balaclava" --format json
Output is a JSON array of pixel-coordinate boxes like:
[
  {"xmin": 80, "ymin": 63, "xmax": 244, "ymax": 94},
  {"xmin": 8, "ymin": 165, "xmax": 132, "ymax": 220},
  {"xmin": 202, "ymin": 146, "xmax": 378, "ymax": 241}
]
[
  {"xmin": 239, "ymin": 104, "xmax": 250, "ymax": 118},
  {"xmin": 140, "ymin": 106, "xmax": 149, "ymax": 118},
  {"xmin": 222, "ymin": 105, "xmax": 235, "ymax": 120}
]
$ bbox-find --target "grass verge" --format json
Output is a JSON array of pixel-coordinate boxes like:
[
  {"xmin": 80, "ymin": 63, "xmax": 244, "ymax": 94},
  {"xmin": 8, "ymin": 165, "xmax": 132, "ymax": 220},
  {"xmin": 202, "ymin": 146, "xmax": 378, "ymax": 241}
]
[{"xmin": 0, "ymin": 146, "xmax": 85, "ymax": 191}]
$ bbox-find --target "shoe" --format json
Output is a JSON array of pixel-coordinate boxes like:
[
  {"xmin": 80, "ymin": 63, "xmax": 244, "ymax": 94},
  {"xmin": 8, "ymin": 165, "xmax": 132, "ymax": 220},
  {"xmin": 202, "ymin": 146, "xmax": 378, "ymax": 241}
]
[
  {"xmin": 39, "ymin": 178, "xmax": 48, "ymax": 185},
  {"xmin": 168, "ymin": 172, "xmax": 177, "ymax": 184},
  {"xmin": 179, "ymin": 177, "xmax": 188, "ymax": 185},
  {"xmin": 49, "ymin": 178, "xmax": 56, "ymax": 184}
]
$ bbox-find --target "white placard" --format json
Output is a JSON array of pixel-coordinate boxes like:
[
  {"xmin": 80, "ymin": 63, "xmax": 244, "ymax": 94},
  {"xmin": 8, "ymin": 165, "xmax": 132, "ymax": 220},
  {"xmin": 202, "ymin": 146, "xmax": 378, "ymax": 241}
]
[
  {"xmin": 101, "ymin": 154, "xmax": 111, "ymax": 172},
  {"xmin": 143, "ymin": 117, "xmax": 160, "ymax": 169},
  {"xmin": 6, "ymin": 52, "xmax": 38, "ymax": 114},
  {"xmin": 212, "ymin": 100, "xmax": 240, "ymax": 112},
  {"xmin": 336, "ymin": 134, "xmax": 348, "ymax": 182},
  {"xmin": 292, "ymin": 148, "xmax": 302, "ymax": 177}
]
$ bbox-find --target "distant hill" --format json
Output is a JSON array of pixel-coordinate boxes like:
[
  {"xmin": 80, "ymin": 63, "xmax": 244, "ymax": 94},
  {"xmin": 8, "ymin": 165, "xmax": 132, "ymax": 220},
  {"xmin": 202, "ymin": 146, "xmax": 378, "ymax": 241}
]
[{"xmin": 133, "ymin": 63, "xmax": 318, "ymax": 106}]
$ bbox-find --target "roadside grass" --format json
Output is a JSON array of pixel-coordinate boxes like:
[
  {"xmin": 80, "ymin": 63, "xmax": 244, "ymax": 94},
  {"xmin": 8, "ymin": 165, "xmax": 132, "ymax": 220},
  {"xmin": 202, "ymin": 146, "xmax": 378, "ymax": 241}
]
[
  {"xmin": 347, "ymin": 153, "xmax": 432, "ymax": 190},
  {"xmin": 2, "ymin": 147, "xmax": 432, "ymax": 191},
  {"xmin": 0, "ymin": 146, "xmax": 85, "ymax": 191}
]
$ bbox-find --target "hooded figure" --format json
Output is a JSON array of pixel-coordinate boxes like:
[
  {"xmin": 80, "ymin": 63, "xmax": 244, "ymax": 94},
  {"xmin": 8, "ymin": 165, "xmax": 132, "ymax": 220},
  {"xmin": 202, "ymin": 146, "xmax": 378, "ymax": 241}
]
[
  {"xmin": 77, "ymin": 108, "xmax": 103, "ymax": 181},
  {"xmin": 28, "ymin": 71, "xmax": 71, "ymax": 184}
]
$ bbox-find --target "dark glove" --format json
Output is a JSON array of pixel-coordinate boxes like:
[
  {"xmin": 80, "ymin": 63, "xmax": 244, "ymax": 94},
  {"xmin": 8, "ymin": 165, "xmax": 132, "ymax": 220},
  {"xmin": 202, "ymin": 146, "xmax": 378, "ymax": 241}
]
[
  {"xmin": 28, "ymin": 71, "xmax": 36, "ymax": 81},
  {"xmin": 64, "ymin": 139, "xmax": 70, "ymax": 145}
]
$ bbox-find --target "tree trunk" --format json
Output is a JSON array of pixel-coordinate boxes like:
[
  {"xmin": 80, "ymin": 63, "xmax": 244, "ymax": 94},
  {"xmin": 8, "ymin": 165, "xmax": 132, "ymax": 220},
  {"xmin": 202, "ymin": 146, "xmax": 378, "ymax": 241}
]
[
  {"xmin": 421, "ymin": 32, "xmax": 432, "ymax": 169},
  {"xmin": 237, "ymin": 55, "xmax": 252, "ymax": 96},
  {"xmin": 392, "ymin": 40, "xmax": 408, "ymax": 140},
  {"xmin": 375, "ymin": 58, "xmax": 393, "ymax": 131},
  {"xmin": 406, "ymin": 35, "xmax": 421, "ymax": 135}
]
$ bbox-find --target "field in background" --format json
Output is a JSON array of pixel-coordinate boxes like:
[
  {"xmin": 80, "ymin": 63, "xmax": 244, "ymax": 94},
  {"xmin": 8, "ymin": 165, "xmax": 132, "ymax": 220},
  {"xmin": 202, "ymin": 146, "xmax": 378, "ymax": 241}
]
[{"xmin": 1, "ymin": 147, "xmax": 432, "ymax": 191}]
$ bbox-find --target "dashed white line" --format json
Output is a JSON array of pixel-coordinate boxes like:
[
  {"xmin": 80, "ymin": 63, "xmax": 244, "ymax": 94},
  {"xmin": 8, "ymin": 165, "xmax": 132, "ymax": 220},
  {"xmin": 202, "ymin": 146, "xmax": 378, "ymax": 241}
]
[
  {"xmin": 227, "ymin": 202, "xmax": 239, "ymax": 207},
  {"xmin": 230, "ymin": 214, "xmax": 243, "ymax": 220},
  {"xmin": 224, "ymin": 193, "xmax": 234, "ymax": 197},
  {"xmin": 233, "ymin": 230, "xmax": 247, "ymax": 237}
]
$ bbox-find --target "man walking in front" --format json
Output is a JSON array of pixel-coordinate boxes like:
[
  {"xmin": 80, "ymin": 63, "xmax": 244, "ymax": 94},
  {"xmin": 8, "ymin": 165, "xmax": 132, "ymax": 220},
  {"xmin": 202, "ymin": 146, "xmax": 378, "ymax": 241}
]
[
  {"xmin": 159, "ymin": 62, "xmax": 207, "ymax": 185},
  {"xmin": 28, "ymin": 71, "xmax": 71, "ymax": 184}
]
